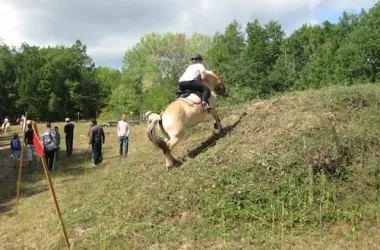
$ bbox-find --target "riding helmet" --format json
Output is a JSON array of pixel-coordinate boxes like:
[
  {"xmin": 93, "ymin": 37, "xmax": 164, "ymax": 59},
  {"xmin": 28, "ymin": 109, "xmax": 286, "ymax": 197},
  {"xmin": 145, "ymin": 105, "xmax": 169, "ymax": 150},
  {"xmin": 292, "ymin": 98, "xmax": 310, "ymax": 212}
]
[{"xmin": 191, "ymin": 53, "xmax": 203, "ymax": 61}]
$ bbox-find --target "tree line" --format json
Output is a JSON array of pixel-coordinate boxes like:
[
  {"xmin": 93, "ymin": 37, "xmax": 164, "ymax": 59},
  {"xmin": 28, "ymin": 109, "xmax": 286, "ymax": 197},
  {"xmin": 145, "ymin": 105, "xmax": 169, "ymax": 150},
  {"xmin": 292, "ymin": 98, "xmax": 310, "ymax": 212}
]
[
  {"xmin": 0, "ymin": 40, "xmax": 121, "ymax": 121},
  {"xmin": 1, "ymin": 2, "xmax": 380, "ymax": 121}
]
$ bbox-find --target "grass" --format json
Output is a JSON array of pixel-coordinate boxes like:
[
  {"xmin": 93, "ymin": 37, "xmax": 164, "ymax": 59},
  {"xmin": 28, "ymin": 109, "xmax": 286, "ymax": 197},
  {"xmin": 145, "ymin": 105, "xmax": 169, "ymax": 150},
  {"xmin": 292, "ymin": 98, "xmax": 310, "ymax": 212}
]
[{"xmin": 2, "ymin": 84, "xmax": 380, "ymax": 249}]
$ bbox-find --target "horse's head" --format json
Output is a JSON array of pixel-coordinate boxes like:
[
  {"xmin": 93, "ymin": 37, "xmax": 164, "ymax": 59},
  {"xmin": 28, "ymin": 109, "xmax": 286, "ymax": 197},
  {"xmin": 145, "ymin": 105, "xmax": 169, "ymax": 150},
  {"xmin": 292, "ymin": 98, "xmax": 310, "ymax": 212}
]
[{"xmin": 204, "ymin": 70, "xmax": 228, "ymax": 96}]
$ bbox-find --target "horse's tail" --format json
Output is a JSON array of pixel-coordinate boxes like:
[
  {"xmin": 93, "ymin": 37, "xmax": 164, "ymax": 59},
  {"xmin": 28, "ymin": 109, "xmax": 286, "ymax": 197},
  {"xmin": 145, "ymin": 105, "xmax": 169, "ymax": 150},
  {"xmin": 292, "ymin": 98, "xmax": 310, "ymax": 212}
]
[{"xmin": 146, "ymin": 112, "xmax": 169, "ymax": 154}]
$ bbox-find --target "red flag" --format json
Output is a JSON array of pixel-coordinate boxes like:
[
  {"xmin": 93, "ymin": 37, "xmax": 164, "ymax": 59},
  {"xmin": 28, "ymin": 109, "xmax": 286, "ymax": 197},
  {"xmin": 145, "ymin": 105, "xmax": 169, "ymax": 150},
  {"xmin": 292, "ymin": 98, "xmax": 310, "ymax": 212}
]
[{"xmin": 33, "ymin": 131, "xmax": 44, "ymax": 157}]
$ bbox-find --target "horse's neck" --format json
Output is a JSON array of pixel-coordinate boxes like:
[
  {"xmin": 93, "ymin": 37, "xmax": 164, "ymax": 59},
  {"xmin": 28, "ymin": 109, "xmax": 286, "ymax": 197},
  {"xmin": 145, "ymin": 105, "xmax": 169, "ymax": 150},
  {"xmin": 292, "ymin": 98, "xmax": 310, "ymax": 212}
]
[
  {"xmin": 201, "ymin": 78, "xmax": 215, "ymax": 92},
  {"xmin": 204, "ymin": 71, "xmax": 219, "ymax": 90}
]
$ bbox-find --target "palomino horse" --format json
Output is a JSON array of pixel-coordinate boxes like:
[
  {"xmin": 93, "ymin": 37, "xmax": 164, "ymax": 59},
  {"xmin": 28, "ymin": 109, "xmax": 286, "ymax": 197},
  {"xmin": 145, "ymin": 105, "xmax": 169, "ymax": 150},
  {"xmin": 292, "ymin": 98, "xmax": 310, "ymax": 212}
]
[{"xmin": 146, "ymin": 70, "xmax": 227, "ymax": 169}]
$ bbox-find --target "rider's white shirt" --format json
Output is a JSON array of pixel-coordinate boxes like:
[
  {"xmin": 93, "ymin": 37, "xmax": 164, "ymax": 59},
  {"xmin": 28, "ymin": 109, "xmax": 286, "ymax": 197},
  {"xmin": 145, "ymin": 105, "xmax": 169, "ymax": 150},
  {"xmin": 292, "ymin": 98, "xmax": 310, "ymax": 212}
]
[
  {"xmin": 179, "ymin": 63, "xmax": 206, "ymax": 82},
  {"xmin": 4, "ymin": 118, "xmax": 9, "ymax": 124}
]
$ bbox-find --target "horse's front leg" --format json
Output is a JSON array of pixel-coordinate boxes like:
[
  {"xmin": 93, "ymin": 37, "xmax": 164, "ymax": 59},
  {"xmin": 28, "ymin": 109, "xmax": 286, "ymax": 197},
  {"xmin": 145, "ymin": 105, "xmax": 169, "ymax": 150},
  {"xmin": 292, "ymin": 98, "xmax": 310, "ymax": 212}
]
[{"xmin": 209, "ymin": 109, "xmax": 223, "ymax": 133}]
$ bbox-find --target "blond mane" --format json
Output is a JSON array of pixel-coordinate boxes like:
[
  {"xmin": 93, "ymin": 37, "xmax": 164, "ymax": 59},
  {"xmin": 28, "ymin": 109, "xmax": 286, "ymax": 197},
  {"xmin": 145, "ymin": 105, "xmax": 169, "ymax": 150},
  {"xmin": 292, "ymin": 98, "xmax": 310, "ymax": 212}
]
[
  {"xmin": 204, "ymin": 70, "xmax": 219, "ymax": 80},
  {"xmin": 203, "ymin": 70, "xmax": 221, "ymax": 90}
]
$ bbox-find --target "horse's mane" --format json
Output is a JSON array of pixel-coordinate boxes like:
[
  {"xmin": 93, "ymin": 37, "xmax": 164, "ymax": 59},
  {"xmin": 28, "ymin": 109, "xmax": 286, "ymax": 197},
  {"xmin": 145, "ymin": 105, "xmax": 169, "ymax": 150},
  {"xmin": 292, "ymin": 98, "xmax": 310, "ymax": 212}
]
[
  {"xmin": 204, "ymin": 70, "xmax": 221, "ymax": 86},
  {"xmin": 204, "ymin": 70, "xmax": 218, "ymax": 79}
]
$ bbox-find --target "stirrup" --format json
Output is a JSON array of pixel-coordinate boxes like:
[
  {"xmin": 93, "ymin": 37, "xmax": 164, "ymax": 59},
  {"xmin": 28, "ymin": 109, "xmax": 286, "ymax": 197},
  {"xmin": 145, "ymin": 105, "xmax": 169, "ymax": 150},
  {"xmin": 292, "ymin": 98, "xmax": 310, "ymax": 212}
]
[{"xmin": 202, "ymin": 103, "xmax": 212, "ymax": 112}]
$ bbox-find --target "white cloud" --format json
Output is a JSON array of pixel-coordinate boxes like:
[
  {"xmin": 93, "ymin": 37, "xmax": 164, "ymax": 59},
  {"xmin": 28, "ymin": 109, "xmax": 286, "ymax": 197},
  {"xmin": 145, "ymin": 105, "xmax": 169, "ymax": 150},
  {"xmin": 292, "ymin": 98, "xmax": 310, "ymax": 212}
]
[
  {"xmin": 0, "ymin": 0, "xmax": 377, "ymax": 68},
  {"xmin": 0, "ymin": 2, "xmax": 23, "ymax": 45}
]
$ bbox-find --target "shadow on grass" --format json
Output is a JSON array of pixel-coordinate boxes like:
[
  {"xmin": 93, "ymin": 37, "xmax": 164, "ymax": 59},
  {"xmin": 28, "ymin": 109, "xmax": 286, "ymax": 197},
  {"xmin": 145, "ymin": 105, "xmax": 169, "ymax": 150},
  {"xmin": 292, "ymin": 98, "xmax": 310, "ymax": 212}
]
[
  {"xmin": 0, "ymin": 147, "xmax": 94, "ymax": 213},
  {"xmin": 0, "ymin": 125, "xmax": 24, "ymax": 142},
  {"xmin": 186, "ymin": 112, "xmax": 247, "ymax": 159},
  {"xmin": 0, "ymin": 203, "xmax": 12, "ymax": 214},
  {"xmin": 0, "ymin": 133, "xmax": 12, "ymax": 145}
]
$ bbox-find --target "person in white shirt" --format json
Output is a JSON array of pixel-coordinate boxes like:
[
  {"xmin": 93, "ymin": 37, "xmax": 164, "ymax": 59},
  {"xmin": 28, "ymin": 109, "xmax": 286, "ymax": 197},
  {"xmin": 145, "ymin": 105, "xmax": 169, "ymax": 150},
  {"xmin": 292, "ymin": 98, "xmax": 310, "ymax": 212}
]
[
  {"xmin": 179, "ymin": 53, "xmax": 211, "ymax": 112},
  {"xmin": 117, "ymin": 114, "xmax": 130, "ymax": 157}
]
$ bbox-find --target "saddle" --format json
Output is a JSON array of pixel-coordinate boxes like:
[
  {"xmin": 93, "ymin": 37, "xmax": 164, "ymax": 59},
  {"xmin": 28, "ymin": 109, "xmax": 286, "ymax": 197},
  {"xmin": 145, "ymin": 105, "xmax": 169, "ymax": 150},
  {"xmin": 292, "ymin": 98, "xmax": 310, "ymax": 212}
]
[{"xmin": 176, "ymin": 90, "xmax": 202, "ymax": 105}]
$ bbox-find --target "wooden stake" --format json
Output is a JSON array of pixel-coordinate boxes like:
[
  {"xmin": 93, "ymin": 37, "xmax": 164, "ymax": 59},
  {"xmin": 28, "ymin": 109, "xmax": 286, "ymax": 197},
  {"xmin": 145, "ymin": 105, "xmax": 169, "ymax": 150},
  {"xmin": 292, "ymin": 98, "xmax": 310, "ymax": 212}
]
[
  {"xmin": 33, "ymin": 122, "xmax": 70, "ymax": 249},
  {"xmin": 40, "ymin": 156, "xmax": 71, "ymax": 249},
  {"xmin": 16, "ymin": 121, "xmax": 70, "ymax": 249}
]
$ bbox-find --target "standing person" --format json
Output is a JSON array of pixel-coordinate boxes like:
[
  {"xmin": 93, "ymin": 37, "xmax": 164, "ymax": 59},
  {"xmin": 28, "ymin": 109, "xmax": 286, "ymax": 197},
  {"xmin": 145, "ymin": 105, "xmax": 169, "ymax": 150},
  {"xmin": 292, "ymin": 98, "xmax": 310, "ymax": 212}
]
[
  {"xmin": 10, "ymin": 133, "xmax": 21, "ymax": 169},
  {"xmin": 53, "ymin": 126, "xmax": 61, "ymax": 161},
  {"xmin": 24, "ymin": 123, "xmax": 35, "ymax": 168},
  {"xmin": 64, "ymin": 118, "xmax": 74, "ymax": 157},
  {"xmin": 42, "ymin": 122, "xmax": 57, "ymax": 172},
  {"xmin": 117, "ymin": 114, "xmax": 130, "ymax": 157},
  {"xmin": 88, "ymin": 119, "xmax": 105, "ymax": 166}
]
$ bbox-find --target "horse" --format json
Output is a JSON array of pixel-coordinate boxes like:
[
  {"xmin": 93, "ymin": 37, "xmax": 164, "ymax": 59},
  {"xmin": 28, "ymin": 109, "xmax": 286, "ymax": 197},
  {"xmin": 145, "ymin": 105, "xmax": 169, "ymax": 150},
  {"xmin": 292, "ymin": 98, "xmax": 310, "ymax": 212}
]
[
  {"xmin": 1, "ymin": 122, "xmax": 10, "ymax": 134},
  {"xmin": 145, "ymin": 70, "xmax": 227, "ymax": 169}
]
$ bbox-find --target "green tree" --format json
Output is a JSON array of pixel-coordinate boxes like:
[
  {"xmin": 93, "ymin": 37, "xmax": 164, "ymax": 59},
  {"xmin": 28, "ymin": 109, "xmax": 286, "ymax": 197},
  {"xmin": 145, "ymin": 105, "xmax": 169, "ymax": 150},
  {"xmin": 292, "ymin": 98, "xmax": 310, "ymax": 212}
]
[
  {"xmin": 244, "ymin": 19, "xmax": 284, "ymax": 97},
  {"xmin": 94, "ymin": 66, "xmax": 122, "ymax": 107},
  {"xmin": 13, "ymin": 43, "xmax": 46, "ymax": 119},
  {"xmin": 0, "ymin": 43, "xmax": 17, "ymax": 118}
]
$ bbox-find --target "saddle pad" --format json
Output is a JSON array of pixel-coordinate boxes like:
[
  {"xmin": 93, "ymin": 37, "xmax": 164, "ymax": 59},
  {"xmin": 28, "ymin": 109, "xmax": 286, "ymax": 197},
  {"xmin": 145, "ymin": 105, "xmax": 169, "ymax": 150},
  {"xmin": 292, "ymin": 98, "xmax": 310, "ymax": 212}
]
[{"xmin": 184, "ymin": 93, "xmax": 201, "ymax": 104}]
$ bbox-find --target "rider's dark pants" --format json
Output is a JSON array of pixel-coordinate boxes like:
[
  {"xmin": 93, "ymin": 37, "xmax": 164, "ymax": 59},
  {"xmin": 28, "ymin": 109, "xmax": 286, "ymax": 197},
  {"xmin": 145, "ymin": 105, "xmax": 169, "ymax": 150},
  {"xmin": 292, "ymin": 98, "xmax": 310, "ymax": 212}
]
[{"xmin": 179, "ymin": 79, "xmax": 210, "ymax": 104}]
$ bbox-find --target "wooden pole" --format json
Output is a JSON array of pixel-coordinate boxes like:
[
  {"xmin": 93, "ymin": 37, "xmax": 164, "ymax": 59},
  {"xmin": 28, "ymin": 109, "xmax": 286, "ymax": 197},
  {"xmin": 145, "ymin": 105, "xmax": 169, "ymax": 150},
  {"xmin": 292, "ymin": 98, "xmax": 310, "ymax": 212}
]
[
  {"xmin": 16, "ymin": 112, "xmax": 27, "ymax": 204},
  {"xmin": 33, "ymin": 123, "xmax": 71, "ymax": 249},
  {"xmin": 39, "ymin": 156, "xmax": 71, "ymax": 249},
  {"xmin": 33, "ymin": 123, "xmax": 70, "ymax": 249}
]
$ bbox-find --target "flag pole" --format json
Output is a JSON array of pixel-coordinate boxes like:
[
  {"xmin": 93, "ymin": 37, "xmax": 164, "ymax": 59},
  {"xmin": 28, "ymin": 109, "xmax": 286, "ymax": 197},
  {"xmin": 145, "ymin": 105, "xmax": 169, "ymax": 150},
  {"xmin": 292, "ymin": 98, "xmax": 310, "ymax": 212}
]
[
  {"xmin": 32, "ymin": 122, "xmax": 71, "ymax": 249},
  {"xmin": 16, "ymin": 112, "xmax": 27, "ymax": 204}
]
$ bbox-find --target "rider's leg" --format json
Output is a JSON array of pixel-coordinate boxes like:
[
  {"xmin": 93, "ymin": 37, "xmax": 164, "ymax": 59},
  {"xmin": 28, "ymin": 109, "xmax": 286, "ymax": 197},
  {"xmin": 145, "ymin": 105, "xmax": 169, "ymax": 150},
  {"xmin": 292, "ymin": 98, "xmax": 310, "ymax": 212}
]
[
  {"xmin": 193, "ymin": 79, "xmax": 211, "ymax": 111},
  {"xmin": 178, "ymin": 81, "xmax": 195, "ymax": 98},
  {"xmin": 179, "ymin": 81, "xmax": 193, "ymax": 92},
  {"xmin": 179, "ymin": 80, "xmax": 211, "ymax": 111}
]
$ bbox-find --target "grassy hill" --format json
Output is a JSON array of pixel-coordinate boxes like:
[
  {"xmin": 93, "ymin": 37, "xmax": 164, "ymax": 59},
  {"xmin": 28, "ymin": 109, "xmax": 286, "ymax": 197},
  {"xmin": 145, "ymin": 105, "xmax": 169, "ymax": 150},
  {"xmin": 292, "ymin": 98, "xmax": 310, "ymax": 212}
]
[{"xmin": 1, "ymin": 84, "xmax": 380, "ymax": 249}]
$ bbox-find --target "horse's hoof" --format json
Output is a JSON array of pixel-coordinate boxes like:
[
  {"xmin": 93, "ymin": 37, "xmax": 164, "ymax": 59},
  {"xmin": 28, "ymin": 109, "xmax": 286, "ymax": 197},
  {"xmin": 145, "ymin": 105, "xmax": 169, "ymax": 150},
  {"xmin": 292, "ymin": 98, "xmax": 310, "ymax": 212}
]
[
  {"xmin": 173, "ymin": 160, "xmax": 183, "ymax": 167},
  {"xmin": 214, "ymin": 127, "xmax": 224, "ymax": 134}
]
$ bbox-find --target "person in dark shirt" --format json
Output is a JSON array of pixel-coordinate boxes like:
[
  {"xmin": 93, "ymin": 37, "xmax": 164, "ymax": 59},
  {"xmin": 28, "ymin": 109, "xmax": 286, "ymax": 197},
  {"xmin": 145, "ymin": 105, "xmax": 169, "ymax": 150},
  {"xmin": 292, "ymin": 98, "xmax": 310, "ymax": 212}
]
[
  {"xmin": 88, "ymin": 118, "xmax": 105, "ymax": 166},
  {"xmin": 24, "ymin": 123, "xmax": 35, "ymax": 168},
  {"xmin": 64, "ymin": 118, "xmax": 75, "ymax": 157}
]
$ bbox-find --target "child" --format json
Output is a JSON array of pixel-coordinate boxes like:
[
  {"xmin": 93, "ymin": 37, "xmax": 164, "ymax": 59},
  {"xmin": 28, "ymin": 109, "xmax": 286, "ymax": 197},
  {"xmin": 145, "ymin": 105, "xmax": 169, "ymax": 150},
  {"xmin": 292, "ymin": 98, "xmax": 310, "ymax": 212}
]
[{"xmin": 10, "ymin": 133, "xmax": 21, "ymax": 169}]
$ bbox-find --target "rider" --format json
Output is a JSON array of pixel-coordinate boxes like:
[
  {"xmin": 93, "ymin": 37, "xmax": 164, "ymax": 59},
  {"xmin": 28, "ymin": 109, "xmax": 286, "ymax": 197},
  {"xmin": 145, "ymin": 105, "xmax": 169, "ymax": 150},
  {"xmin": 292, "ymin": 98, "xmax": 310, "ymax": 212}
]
[
  {"xmin": 2, "ymin": 116, "xmax": 10, "ymax": 128},
  {"xmin": 178, "ymin": 53, "xmax": 211, "ymax": 112}
]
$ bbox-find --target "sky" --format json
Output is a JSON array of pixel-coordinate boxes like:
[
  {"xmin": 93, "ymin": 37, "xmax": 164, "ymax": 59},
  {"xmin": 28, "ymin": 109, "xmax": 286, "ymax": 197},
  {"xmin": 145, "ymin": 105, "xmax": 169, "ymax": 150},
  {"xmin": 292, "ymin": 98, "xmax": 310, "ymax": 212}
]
[{"xmin": 0, "ymin": 0, "xmax": 377, "ymax": 69}]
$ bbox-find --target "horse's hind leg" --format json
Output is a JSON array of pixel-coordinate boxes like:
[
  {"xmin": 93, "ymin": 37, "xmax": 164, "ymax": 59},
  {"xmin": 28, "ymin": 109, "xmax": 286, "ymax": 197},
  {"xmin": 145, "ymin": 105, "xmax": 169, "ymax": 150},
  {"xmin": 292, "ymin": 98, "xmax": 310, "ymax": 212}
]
[
  {"xmin": 165, "ymin": 151, "xmax": 182, "ymax": 169},
  {"xmin": 164, "ymin": 136, "xmax": 182, "ymax": 169}
]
